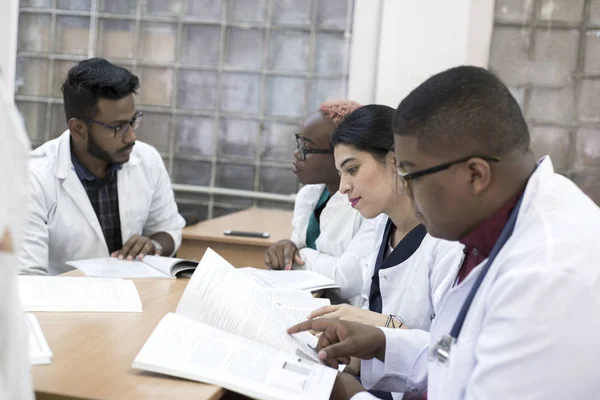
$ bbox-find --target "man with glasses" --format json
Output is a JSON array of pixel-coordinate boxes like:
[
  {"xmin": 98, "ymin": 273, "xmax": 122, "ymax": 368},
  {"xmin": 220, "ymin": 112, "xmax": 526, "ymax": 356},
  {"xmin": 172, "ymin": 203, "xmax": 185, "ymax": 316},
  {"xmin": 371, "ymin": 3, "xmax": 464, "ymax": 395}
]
[
  {"xmin": 289, "ymin": 66, "xmax": 600, "ymax": 399},
  {"xmin": 20, "ymin": 58, "xmax": 185, "ymax": 275},
  {"xmin": 264, "ymin": 100, "xmax": 375, "ymax": 305}
]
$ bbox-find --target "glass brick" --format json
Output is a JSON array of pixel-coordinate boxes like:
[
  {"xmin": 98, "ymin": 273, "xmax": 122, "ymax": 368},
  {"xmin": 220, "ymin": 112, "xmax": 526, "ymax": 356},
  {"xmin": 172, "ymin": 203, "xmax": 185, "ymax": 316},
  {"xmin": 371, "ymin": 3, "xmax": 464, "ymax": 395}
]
[
  {"xmin": 140, "ymin": 23, "xmax": 177, "ymax": 63},
  {"xmin": 218, "ymin": 118, "xmax": 259, "ymax": 159},
  {"xmin": 268, "ymin": 29, "xmax": 310, "ymax": 71},
  {"xmin": 181, "ymin": 24, "xmax": 220, "ymax": 66},
  {"xmin": 18, "ymin": 13, "xmax": 52, "ymax": 52},
  {"xmin": 173, "ymin": 159, "xmax": 212, "ymax": 185},
  {"xmin": 265, "ymin": 76, "xmax": 306, "ymax": 117},
  {"xmin": 138, "ymin": 68, "xmax": 173, "ymax": 107},
  {"xmin": 97, "ymin": 19, "xmax": 135, "ymax": 59},
  {"xmin": 178, "ymin": 70, "xmax": 218, "ymax": 110},
  {"xmin": 220, "ymin": 73, "xmax": 261, "ymax": 114},
  {"xmin": 225, "ymin": 27, "xmax": 264, "ymax": 69},
  {"xmin": 176, "ymin": 116, "xmax": 215, "ymax": 155}
]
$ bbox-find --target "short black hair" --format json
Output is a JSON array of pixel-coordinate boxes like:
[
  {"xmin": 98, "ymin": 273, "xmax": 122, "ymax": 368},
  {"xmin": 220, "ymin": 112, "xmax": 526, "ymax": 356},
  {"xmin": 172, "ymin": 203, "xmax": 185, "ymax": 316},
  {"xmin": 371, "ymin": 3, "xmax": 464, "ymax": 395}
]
[
  {"xmin": 330, "ymin": 104, "xmax": 396, "ymax": 162},
  {"xmin": 393, "ymin": 66, "xmax": 530, "ymax": 156},
  {"xmin": 62, "ymin": 58, "xmax": 140, "ymax": 123}
]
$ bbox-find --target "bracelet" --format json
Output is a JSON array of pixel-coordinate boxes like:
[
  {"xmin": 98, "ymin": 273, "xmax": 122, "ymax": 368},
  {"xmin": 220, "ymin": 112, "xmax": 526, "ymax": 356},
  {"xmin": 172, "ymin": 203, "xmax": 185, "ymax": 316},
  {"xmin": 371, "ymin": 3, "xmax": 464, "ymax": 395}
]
[{"xmin": 385, "ymin": 314, "xmax": 404, "ymax": 329}]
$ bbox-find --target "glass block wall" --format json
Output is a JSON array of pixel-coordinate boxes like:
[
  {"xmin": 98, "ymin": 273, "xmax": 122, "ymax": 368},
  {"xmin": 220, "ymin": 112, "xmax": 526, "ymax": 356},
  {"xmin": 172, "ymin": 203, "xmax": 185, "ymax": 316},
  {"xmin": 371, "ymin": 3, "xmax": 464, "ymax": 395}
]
[
  {"xmin": 14, "ymin": 0, "xmax": 354, "ymax": 220},
  {"xmin": 490, "ymin": 0, "xmax": 600, "ymax": 204}
]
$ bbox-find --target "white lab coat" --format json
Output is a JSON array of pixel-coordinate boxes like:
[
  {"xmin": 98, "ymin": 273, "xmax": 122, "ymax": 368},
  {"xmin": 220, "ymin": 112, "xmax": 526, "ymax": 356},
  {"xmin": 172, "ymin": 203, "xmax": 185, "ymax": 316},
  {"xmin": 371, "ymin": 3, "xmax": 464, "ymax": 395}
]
[
  {"xmin": 354, "ymin": 156, "xmax": 600, "ymax": 400},
  {"xmin": 359, "ymin": 214, "xmax": 463, "ymax": 400},
  {"xmin": 0, "ymin": 79, "xmax": 34, "ymax": 399},
  {"xmin": 291, "ymin": 184, "xmax": 376, "ymax": 303},
  {"xmin": 20, "ymin": 130, "xmax": 185, "ymax": 276}
]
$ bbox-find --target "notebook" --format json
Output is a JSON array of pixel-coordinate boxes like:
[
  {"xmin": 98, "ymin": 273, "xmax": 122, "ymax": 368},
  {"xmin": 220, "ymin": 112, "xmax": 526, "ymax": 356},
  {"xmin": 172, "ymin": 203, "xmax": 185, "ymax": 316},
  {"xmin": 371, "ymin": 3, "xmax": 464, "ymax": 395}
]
[
  {"xmin": 133, "ymin": 248, "xmax": 337, "ymax": 400},
  {"xmin": 238, "ymin": 267, "xmax": 340, "ymax": 291},
  {"xmin": 67, "ymin": 256, "xmax": 198, "ymax": 279},
  {"xmin": 19, "ymin": 276, "xmax": 143, "ymax": 312},
  {"xmin": 26, "ymin": 313, "xmax": 52, "ymax": 365}
]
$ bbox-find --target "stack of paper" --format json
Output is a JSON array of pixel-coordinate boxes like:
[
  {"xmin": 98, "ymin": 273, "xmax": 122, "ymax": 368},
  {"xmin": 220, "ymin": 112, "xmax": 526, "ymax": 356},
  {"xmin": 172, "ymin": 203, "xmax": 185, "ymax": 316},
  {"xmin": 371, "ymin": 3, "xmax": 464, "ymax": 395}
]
[
  {"xmin": 19, "ymin": 276, "xmax": 143, "ymax": 312},
  {"xmin": 26, "ymin": 313, "xmax": 52, "ymax": 365}
]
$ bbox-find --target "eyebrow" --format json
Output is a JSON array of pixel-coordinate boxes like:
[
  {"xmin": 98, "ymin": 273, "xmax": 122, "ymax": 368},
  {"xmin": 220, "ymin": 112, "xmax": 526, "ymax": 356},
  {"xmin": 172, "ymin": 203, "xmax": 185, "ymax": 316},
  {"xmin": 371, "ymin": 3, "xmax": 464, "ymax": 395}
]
[
  {"xmin": 339, "ymin": 157, "xmax": 357, "ymax": 168},
  {"xmin": 109, "ymin": 112, "xmax": 137, "ymax": 125}
]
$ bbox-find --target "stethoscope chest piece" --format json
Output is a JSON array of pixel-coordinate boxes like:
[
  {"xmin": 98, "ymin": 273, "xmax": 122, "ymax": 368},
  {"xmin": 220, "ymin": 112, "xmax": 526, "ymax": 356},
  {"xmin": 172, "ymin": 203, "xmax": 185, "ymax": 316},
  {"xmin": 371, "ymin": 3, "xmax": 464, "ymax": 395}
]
[{"xmin": 430, "ymin": 334, "xmax": 454, "ymax": 366}]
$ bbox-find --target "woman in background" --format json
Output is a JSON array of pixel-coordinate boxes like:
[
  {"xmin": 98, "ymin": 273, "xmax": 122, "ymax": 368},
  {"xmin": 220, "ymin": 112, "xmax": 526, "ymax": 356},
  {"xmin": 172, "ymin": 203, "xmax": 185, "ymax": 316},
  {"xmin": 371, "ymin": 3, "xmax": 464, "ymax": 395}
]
[
  {"xmin": 308, "ymin": 104, "xmax": 461, "ymax": 399},
  {"xmin": 264, "ymin": 100, "xmax": 376, "ymax": 305}
]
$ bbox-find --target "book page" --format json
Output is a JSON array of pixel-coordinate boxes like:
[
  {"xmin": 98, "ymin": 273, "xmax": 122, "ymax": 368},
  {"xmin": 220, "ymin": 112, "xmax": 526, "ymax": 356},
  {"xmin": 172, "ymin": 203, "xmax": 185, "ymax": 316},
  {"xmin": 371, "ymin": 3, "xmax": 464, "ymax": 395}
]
[
  {"xmin": 26, "ymin": 313, "xmax": 52, "ymax": 365},
  {"xmin": 133, "ymin": 313, "xmax": 336, "ymax": 400},
  {"xmin": 238, "ymin": 268, "xmax": 340, "ymax": 291},
  {"xmin": 67, "ymin": 258, "xmax": 170, "ymax": 279},
  {"xmin": 142, "ymin": 256, "xmax": 197, "ymax": 277},
  {"xmin": 19, "ymin": 276, "xmax": 142, "ymax": 312},
  {"xmin": 263, "ymin": 288, "xmax": 313, "ymax": 299},
  {"xmin": 266, "ymin": 294, "xmax": 331, "ymax": 324},
  {"xmin": 176, "ymin": 249, "xmax": 319, "ymax": 361}
]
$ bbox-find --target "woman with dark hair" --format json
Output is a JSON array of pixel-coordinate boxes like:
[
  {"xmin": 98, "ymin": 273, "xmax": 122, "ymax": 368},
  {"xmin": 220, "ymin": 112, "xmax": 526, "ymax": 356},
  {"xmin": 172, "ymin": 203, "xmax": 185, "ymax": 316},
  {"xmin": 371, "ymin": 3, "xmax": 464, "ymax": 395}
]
[
  {"xmin": 308, "ymin": 105, "xmax": 462, "ymax": 399},
  {"xmin": 264, "ymin": 100, "xmax": 376, "ymax": 305}
]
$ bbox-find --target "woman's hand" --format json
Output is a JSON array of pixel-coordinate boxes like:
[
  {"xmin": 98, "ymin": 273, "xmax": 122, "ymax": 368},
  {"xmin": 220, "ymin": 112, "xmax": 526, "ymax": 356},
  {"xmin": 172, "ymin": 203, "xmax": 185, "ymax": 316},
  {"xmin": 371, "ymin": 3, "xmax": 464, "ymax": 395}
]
[{"xmin": 307, "ymin": 304, "xmax": 388, "ymax": 327}]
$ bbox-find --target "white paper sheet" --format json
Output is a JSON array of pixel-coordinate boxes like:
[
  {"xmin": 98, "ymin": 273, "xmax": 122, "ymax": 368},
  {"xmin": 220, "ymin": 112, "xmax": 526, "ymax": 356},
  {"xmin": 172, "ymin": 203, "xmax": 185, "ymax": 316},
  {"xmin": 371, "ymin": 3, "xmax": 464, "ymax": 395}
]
[
  {"xmin": 19, "ymin": 276, "xmax": 142, "ymax": 312},
  {"xmin": 238, "ymin": 268, "xmax": 340, "ymax": 291},
  {"xmin": 26, "ymin": 313, "xmax": 52, "ymax": 365}
]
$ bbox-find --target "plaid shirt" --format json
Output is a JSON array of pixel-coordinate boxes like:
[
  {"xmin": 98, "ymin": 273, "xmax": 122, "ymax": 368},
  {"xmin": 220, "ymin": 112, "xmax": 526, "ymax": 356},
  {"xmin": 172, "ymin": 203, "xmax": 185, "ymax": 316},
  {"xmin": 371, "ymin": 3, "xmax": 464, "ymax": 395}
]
[{"xmin": 71, "ymin": 154, "xmax": 123, "ymax": 254}]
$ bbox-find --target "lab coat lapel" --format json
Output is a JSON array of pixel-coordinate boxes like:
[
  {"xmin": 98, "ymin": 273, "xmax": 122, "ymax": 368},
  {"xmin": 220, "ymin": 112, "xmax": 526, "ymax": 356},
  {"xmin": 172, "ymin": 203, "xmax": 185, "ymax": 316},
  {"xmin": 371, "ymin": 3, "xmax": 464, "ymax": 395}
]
[
  {"xmin": 54, "ymin": 131, "xmax": 106, "ymax": 245},
  {"xmin": 117, "ymin": 153, "xmax": 141, "ymax": 244}
]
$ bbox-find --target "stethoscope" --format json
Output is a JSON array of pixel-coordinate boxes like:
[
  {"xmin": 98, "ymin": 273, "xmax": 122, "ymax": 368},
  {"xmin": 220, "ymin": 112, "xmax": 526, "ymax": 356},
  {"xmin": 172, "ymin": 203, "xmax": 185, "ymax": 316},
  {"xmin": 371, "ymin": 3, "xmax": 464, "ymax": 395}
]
[{"xmin": 430, "ymin": 194, "xmax": 525, "ymax": 365}]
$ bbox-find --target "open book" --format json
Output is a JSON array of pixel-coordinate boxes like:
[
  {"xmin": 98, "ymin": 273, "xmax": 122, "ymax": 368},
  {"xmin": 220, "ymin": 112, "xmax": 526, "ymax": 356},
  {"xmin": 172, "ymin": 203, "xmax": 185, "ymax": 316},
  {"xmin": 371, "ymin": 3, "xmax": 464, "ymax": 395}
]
[
  {"xmin": 265, "ymin": 289, "xmax": 331, "ymax": 323},
  {"xmin": 19, "ymin": 276, "xmax": 142, "ymax": 312},
  {"xmin": 238, "ymin": 267, "xmax": 341, "ymax": 291},
  {"xmin": 26, "ymin": 313, "xmax": 52, "ymax": 365},
  {"xmin": 133, "ymin": 248, "xmax": 337, "ymax": 399},
  {"xmin": 67, "ymin": 256, "xmax": 197, "ymax": 279}
]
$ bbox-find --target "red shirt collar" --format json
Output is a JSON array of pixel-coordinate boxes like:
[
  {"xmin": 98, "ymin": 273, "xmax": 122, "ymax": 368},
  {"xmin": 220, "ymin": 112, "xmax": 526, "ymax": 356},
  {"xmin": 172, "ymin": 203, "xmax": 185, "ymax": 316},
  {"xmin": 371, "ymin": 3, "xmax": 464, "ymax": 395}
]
[{"xmin": 459, "ymin": 190, "xmax": 523, "ymax": 258}]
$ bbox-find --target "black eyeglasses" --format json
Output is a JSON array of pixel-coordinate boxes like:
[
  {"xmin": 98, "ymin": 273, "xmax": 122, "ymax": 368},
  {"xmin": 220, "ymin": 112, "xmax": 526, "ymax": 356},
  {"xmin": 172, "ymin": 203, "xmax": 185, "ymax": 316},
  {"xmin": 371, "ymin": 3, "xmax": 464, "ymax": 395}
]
[
  {"xmin": 294, "ymin": 133, "xmax": 332, "ymax": 161},
  {"xmin": 82, "ymin": 111, "xmax": 143, "ymax": 139},
  {"xmin": 396, "ymin": 155, "xmax": 500, "ymax": 195}
]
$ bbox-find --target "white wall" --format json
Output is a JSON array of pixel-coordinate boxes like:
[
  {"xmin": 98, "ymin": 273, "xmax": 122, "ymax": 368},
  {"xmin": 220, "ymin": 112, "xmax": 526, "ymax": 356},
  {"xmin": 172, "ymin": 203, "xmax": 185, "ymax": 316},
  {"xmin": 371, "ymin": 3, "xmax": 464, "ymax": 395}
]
[
  {"xmin": 348, "ymin": 0, "xmax": 496, "ymax": 107},
  {"xmin": 0, "ymin": 0, "xmax": 20, "ymax": 93}
]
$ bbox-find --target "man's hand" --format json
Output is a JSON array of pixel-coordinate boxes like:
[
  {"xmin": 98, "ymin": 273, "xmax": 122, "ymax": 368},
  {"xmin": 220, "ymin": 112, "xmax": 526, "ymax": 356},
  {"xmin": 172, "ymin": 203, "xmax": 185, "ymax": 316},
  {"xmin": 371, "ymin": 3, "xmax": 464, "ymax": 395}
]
[
  {"xmin": 264, "ymin": 239, "xmax": 304, "ymax": 270},
  {"xmin": 330, "ymin": 372, "xmax": 367, "ymax": 400},
  {"xmin": 288, "ymin": 319, "xmax": 386, "ymax": 368},
  {"xmin": 308, "ymin": 304, "xmax": 389, "ymax": 327},
  {"xmin": 111, "ymin": 235, "xmax": 160, "ymax": 261}
]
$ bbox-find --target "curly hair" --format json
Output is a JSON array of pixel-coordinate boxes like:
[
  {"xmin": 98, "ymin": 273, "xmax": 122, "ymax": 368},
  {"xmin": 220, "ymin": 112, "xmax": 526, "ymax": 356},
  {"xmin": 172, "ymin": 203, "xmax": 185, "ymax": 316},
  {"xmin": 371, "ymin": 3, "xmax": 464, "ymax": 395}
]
[{"xmin": 319, "ymin": 100, "xmax": 362, "ymax": 127}]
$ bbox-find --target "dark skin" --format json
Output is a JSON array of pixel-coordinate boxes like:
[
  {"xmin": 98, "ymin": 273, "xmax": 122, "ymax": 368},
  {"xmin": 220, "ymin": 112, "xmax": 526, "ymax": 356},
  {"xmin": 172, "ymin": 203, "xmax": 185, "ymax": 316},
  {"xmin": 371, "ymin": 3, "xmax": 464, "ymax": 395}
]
[
  {"xmin": 287, "ymin": 319, "xmax": 385, "ymax": 398},
  {"xmin": 394, "ymin": 137, "xmax": 537, "ymax": 241},
  {"xmin": 288, "ymin": 137, "xmax": 537, "ymax": 399},
  {"xmin": 264, "ymin": 111, "xmax": 339, "ymax": 270},
  {"xmin": 68, "ymin": 94, "xmax": 175, "ymax": 260}
]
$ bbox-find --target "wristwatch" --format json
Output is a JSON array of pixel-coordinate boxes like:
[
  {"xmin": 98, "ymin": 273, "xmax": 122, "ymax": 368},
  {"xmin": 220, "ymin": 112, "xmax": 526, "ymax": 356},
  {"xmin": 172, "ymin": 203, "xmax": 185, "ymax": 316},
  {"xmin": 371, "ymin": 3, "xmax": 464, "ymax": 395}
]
[
  {"xmin": 150, "ymin": 239, "xmax": 163, "ymax": 255},
  {"xmin": 385, "ymin": 315, "xmax": 404, "ymax": 329}
]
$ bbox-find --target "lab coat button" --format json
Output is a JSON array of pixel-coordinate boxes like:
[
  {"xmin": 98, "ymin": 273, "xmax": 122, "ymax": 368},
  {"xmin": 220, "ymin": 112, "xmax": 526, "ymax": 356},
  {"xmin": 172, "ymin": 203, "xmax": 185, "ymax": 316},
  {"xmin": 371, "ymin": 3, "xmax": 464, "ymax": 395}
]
[{"xmin": 472, "ymin": 248, "xmax": 479, "ymax": 256}]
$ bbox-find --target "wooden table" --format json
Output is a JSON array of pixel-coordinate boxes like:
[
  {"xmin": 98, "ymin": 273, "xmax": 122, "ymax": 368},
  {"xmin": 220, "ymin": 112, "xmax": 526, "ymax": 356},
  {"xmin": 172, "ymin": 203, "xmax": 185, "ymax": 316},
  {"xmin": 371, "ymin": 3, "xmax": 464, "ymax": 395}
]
[
  {"xmin": 33, "ymin": 271, "xmax": 224, "ymax": 400},
  {"xmin": 177, "ymin": 208, "xmax": 293, "ymax": 268}
]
